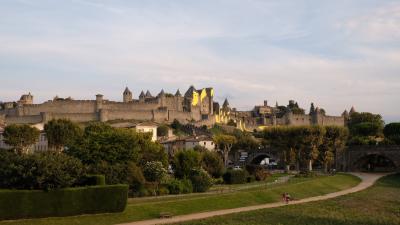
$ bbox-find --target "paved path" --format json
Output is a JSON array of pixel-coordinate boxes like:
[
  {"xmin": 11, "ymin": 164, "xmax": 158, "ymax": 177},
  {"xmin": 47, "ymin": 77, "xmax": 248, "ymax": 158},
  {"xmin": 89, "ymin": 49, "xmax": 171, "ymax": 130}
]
[{"xmin": 117, "ymin": 173, "xmax": 386, "ymax": 225}]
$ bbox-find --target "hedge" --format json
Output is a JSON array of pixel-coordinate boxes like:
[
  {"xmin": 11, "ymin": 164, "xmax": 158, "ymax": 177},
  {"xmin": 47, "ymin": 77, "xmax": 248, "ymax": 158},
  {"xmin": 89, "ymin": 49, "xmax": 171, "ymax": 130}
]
[{"xmin": 0, "ymin": 184, "xmax": 128, "ymax": 220}]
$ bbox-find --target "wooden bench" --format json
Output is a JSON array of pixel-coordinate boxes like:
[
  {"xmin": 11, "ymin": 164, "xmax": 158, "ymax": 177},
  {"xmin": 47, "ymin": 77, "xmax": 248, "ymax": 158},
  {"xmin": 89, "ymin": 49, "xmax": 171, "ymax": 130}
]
[{"xmin": 159, "ymin": 212, "xmax": 173, "ymax": 218}]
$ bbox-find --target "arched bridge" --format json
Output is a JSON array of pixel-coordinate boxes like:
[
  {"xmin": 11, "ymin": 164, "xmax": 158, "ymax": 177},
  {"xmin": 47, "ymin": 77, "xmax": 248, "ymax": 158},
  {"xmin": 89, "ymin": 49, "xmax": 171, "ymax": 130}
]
[
  {"xmin": 340, "ymin": 145, "xmax": 400, "ymax": 172},
  {"xmin": 234, "ymin": 147, "xmax": 280, "ymax": 166}
]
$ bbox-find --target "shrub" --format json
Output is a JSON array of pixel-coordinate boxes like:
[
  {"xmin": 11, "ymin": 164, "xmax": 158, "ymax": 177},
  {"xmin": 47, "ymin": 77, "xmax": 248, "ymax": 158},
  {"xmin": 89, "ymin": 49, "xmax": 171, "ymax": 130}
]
[
  {"xmin": 383, "ymin": 123, "xmax": 400, "ymax": 144},
  {"xmin": 181, "ymin": 178, "xmax": 193, "ymax": 194},
  {"xmin": 167, "ymin": 179, "xmax": 183, "ymax": 194},
  {"xmin": 142, "ymin": 161, "xmax": 167, "ymax": 183},
  {"xmin": 246, "ymin": 175, "xmax": 256, "ymax": 183},
  {"xmin": 126, "ymin": 162, "xmax": 145, "ymax": 192},
  {"xmin": 157, "ymin": 185, "xmax": 170, "ymax": 196},
  {"xmin": 79, "ymin": 175, "xmax": 106, "ymax": 186},
  {"xmin": 0, "ymin": 184, "xmax": 128, "ymax": 220},
  {"xmin": 190, "ymin": 169, "xmax": 213, "ymax": 193},
  {"xmin": 223, "ymin": 169, "xmax": 247, "ymax": 184},
  {"xmin": 173, "ymin": 150, "xmax": 201, "ymax": 179},
  {"xmin": 0, "ymin": 151, "xmax": 85, "ymax": 190},
  {"xmin": 201, "ymin": 151, "xmax": 224, "ymax": 178}
]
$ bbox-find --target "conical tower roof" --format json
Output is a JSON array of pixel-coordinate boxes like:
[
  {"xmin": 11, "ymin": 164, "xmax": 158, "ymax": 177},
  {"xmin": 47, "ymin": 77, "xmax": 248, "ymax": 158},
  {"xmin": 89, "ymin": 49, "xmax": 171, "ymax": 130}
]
[
  {"xmin": 185, "ymin": 85, "xmax": 196, "ymax": 97},
  {"xmin": 223, "ymin": 98, "xmax": 229, "ymax": 108},
  {"xmin": 145, "ymin": 90, "xmax": 153, "ymax": 98},
  {"xmin": 349, "ymin": 106, "xmax": 356, "ymax": 114},
  {"xmin": 139, "ymin": 90, "xmax": 145, "ymax": 98},
  {"xmin": 157, "ymin": 89, "xmax": 165, "ymax": 97},
  {"xmin": 124, "ymin": 87, "xmax": 131, "ymax": 94},
  {"xmin": 175, "ymin": 89, "xmax": 182, "ymax": 97}
]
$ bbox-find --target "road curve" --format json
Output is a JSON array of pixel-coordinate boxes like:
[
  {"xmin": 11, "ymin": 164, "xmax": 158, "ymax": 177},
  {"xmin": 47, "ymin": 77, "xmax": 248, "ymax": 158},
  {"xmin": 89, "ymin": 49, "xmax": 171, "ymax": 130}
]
[{"xmin": 117, "ymin": 173, "xmax": 386, "ymax": 225}]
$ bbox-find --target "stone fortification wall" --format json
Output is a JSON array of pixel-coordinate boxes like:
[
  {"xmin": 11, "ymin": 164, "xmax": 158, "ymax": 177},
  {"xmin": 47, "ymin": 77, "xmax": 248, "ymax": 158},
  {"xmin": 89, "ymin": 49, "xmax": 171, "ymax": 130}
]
[
  {"xmin": 20, "ymin": 101, "xmax": 97, "ymax": 116},
  {"xmin": 289, "ymin": 114, "xmax": 311, "ymax": 126},
  {"xmin": 168, "ymin": 110, "xmax": 193, "ymax": 123},
  {"xmin": 105, "ymin": 110, "xmax": 153, "ymax": 121},
  {"xmin": 5, "ymin": 115, "xmax": 43, "ymax": 124},
  {"xmin": 48, "ymin": 113, "xmax": 98, "ymax": 123},
  {"xmin": 102, "ymin": 101, "xmax": 159, "ymax": 111},
  {"xmin": 319, "ymin": 115, "xmax": 345, "ymax": 126}
]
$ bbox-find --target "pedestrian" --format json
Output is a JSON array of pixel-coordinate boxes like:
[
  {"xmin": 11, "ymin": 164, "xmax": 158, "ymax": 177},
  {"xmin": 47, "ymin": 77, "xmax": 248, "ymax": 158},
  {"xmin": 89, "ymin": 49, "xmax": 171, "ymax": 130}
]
[{"xmin": 285, "ymin": 193, "xmax": 291, "ymax": 204}]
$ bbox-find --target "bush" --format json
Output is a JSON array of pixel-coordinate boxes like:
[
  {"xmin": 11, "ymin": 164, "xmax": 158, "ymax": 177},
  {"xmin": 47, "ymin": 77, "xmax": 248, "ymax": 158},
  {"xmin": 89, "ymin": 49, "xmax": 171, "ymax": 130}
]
[
  {"xmin": 167, "ymin": 179, "xmax": 183, "ymax": 194},
  {"xmin": 0, "ymin": 151, "xmax": 85, "ymax": 190},
  {"xmin": 0, "ymin": 184, "xmax": 128, "ymax": 220},
  {"xmin": 79, "ymin": 175, "xmax": 106, "ymax": 186},
  {"xmin": 126, "ymin": 163, "xmax": 145, "ymax": 192},
  {"xmin": 181, "ymin": 178, "xmax": 193, "ymax": 194},
  {"xmin": 223, "ymin": 169, "xmax": 247, "ymax": 184},
  {"xmin": 201, "ymin": 151, "xmax": 224, "ymax": 178},
  {"xmin": 246, "ymin": 175, "xmax": 256, "ymax": 183},
  {"xmin": 384, "ymin": 123, "xmax": 400, "ymax": 144},
  {"xmin": 157, "ymin": 185, "xmax": 170, "ymax": 196},
  {"xmin": 142, "ymin": 161, "xmax": 167, "ymax": 183},
  {"xmin": 173, "ymin": 150, "xmax": 201, "ymax": 179},
  {"xmin": 190, "ymin": 169, "xmax": 213, "ymax": 193}
]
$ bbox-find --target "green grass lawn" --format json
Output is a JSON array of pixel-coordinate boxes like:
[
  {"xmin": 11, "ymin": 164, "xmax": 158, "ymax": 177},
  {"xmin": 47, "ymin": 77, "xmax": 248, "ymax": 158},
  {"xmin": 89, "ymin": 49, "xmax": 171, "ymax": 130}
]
[
  {"xmin": 0, "ymin": 174, "xmax": 360, "ymax": 225},
  {"xmin": 175, "ymin": 173, "xmax": 400, "ymax": 225}
]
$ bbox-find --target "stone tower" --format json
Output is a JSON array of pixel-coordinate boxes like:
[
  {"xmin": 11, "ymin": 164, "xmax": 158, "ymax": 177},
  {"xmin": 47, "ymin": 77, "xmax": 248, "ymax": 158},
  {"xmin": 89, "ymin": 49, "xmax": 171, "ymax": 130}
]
[{"xmin": 123, "ymin": 87, "xmax": 133, "ymax": 103}]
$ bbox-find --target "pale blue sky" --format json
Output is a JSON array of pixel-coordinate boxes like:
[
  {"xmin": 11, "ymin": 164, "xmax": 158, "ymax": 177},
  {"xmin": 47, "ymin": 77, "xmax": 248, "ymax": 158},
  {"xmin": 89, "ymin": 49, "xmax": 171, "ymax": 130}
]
[{"xmin": 1, "ymin": 0, "xmax": 399, "ymax": 122}]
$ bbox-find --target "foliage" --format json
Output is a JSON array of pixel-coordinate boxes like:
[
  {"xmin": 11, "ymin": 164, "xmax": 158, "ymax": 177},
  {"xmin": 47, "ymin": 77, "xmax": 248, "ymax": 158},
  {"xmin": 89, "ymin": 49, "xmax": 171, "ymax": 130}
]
[
  {"xmin": 3, "ymin": 124, "xmax": 40, "ymax": 154},
  {"xmin": 201, "ymin": 151, "xmax": 224, "ymax": 178},
  {"xmin": 172, "ymin": 150, "xmax": 201, "ymax": 179},
  {"xmin": 125, "ymin": 163, "xmax": 145, "ymax": 192},
  {"xmin": 142, "ymin": 161, "xmax": 167, "ymax": 183},
  {"xmin": 246, "ymin": 165, "xmax": 269, "ymax": 181},
  {"xmin": 189, "ymin": 169, "xmax": 213, "ymax": 193},
  {"xmin": 214, "ymin": 134, "xmax": 237, "ymax": 167},
  {"xmin": 44, "ymin": 119, "xmax": 82, "ymax": 152},
  {"xmin": 166, "ymin": 178, "xmax": 193, "ymax": 194},
  {"xmin": 232, "ymin": 130, "xmax": 260, "ymax": 151},
  {"xmin": 0, "ymin": 151, "xmax": 85, "ymax": 190},
  {"xmin": 222, "ymin": 169, "xmax": 247, "ymax": 184},
  {"xmin": 79, "ymin": 175, "xmax": 106, "ymax": 186},
  {"xmin": 66, "ymin": 123, "xmax": 140, "ymax": 165},
  {"xmin": 348, "ymin": 112, "xmax": 384, "ymax": 138},
  {"xmin": 156, "ymin": 124, "xmax": 169, "ymax": 137},
  {"xmin": 0, "ymin": 184, "xmax": 128, "ymax": 220},
  {"xmin": 137, "ymin": 138, "xmax": 168, "ymax": 167},
  {"xmin": 383, "ymin": 123, "xmax": 400, "ymax": 144},
  {"xmin": 319, "ymin": 126, "xmax": 349, "ymax": 172}
]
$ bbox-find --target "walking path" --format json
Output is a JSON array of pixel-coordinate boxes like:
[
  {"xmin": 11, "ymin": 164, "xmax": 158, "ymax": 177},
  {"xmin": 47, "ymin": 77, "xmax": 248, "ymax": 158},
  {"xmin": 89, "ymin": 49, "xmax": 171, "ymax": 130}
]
[{"xmin": 118, "ymin": 173, "xmax": 386, "ymax": 225}]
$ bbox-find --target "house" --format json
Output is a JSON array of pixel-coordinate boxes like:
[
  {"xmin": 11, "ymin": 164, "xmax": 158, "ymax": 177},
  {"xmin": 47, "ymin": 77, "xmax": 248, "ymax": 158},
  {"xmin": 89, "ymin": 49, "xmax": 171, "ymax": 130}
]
[
  {"xmin": 110, "ymin": 121, "xmax": 159, "ymax": 142},
  {"xmin": 185, "ymin": 135, "xmax": 216, "ymax": 151}
]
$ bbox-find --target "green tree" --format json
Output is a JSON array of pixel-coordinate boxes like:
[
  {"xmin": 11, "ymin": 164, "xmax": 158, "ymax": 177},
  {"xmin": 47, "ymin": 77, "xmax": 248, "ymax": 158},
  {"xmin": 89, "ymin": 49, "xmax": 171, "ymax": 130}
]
[
  {"xmin": 348, "ymin": 112, "xmax": 384, "ymax": 138},
  {"xmin": 3, "ymin": 124, "xmax": 40, "ymax": 154},
  {"xmin": 66, "ymin": 123, "xmax": 140, "ymax": 165},
  {"xmin": 299, "ymin": 126, "xmax": 325, "ymax": 171},
  {"xmin": 383, "ymin": 123, "xmax": 400, "ymax": 144},
  {"xmin": 319, "ymin": 126, "xmax": 349, "ymax": 173},
  {"xmin": 142, "ymin": 161, "xmax": 167, "ymax": 183},
  {"xmin": 201, "ymin": 151, "xmax": 224, "ymax": 178},
  {"xmin": 263, "ymin": 127, "xmax": 298, "ymax": 172},
  {"xmin": 157, "ymin": 124, "xmax": 169, "ymax": 137},
  {"xmin": 213, "ymin": 134, "xmax": 237, "ymax": 167},
  {"xmin": 172, "ymin": 150, "xmax": 201, "ymax": 179},
  {"xmin": 44, "ymin": 119, "xmax": 82, "ymax": 152}
]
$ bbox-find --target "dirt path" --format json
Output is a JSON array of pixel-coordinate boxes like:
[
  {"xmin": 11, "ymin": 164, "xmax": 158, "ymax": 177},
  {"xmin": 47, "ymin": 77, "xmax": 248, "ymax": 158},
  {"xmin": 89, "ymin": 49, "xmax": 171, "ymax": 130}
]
[{"xmin": 117, "ymin": 173, "xmax": 386, "ymax": 225}]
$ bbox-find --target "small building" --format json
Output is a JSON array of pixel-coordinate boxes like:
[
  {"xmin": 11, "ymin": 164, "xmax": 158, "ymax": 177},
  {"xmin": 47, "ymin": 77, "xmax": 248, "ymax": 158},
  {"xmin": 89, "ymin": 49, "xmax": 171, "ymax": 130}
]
[
  {"xmin": 110, "ymin": 121, "xmax": 159, "ymax": 142},
  {"xmin": 134, "ymin": 122, "xmax": 158, "ymax": 142},
  {"xmin": 160, "ymin": 137, "xmax": 187, "ymax": 158},
  {"xmin": 185, "ymin": 135, "xmax": 216, "ymax": 151}
]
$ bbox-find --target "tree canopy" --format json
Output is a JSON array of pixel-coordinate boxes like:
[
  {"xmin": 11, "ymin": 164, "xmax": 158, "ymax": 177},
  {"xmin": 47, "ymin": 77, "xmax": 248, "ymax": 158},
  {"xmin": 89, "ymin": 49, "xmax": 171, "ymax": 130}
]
[{"xmin": 3, "ymin": 124, "xmax": 40, "ymax": 154}]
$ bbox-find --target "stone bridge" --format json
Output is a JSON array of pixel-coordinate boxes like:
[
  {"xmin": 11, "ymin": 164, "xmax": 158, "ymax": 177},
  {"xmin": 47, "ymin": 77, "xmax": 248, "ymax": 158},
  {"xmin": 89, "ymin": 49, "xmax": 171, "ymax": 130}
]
[
  {"xmin": 339, "ymin": 145, "xmax": 400, "ymax": 172},
  {"xmin": 233, "ymin": 147, "xmax": 280, "ymax": 166}
]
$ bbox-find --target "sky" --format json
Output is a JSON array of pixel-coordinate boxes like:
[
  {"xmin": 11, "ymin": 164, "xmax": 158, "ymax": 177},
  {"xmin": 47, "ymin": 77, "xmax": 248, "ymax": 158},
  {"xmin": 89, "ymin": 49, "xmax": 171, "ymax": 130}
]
[{"xmin": 0, "ymin": 0, "xmax": 399, "ymax": 122}]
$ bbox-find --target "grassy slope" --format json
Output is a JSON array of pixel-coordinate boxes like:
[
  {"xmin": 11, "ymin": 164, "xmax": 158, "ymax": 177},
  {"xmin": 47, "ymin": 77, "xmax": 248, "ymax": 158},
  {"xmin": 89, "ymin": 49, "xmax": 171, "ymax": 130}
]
[
  {"xmin": 0, "ymin": 174, "xmax": 360, "ymax": 225},
  {"xmin": 176, "ymin": 174, "xmax": 400, "ymax": 225}
]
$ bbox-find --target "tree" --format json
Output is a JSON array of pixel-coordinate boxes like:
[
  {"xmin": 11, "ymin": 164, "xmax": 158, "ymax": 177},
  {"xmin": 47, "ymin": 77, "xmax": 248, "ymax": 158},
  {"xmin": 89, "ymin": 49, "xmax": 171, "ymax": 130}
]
[
  {"xmin": 65, "ymin": 123, "xmax": 140, "ymax": 165},
  {"xmin": 298, "ymin": 126, "xmax": 325, "ymax": 171},
  {"xmin": 232, "ymin": 130, "xmax": 260, "ymax": 151},
  {"xmin": 320, "ymin": 126, "xmax": 349, "ymax": 172},
  {"xmin": 44, "ymin": 119, "xmax": 82, "ymax": 152},
  {"xmin": 262, "ymin": 127, "xmax": 298, "ymax": 172},
  {"xmin": 172, "ymin": 150, "xmax": 201, "ymax": 179},
  {"xmin": 142, "ymin": 161, "xmax": 167, "ymax": 183},
  {"xmin": 201, "ymin": 151, "xmax": 224, "ymax": 178},
  {"xmin": 348, "ymin": 112, "xmax": 384, "ymax": 138},
  {"xmin": 3, "ymin": 124, "xmax": 40, "ymax": 154},
  {"xmin": 126, "ymin": 162, "xmax": 145, "ymax": 192},
  {"xmin": 383, "ymin": 123, "xmax": 400, "ymax": 144},
  {"xmin": 213, "ymin": 134, "xmax": 237, "ymax": 167},
  {"xmin": 157, "ymin": 124, "xmax": 169, "ymax": 137}
]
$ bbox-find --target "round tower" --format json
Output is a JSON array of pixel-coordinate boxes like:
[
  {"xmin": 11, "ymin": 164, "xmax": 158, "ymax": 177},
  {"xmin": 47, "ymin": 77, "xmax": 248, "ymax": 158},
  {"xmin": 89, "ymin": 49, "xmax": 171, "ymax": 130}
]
[{"xmin": 123, "ymin": 87, "xmax": 132, "ymax": 103}]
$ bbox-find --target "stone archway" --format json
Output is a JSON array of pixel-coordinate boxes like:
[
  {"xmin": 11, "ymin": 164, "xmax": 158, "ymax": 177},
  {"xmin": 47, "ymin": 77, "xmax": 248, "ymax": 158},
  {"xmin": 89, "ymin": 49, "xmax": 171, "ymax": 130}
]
[{"xmin": 352, "ymin": 154, "xmax": 397, "ymax": 172}]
